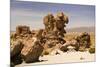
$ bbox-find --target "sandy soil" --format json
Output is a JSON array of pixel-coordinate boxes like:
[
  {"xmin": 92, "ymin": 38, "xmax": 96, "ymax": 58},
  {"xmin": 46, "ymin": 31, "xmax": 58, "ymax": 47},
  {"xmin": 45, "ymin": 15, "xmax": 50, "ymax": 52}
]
[{"xmin": 15, "ymin": 51, "xmax": 95, "ymax": 67}]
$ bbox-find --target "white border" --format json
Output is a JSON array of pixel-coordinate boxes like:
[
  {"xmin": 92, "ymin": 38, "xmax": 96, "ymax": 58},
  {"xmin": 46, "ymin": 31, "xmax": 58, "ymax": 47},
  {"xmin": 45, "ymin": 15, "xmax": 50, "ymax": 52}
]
[
  {"xmin": 20, "ymin": 0, "xmax": 95, "ymax": 5},
  {"xmin": 0, "ymin": 0, "xmax": 10, "ymax": 67}
]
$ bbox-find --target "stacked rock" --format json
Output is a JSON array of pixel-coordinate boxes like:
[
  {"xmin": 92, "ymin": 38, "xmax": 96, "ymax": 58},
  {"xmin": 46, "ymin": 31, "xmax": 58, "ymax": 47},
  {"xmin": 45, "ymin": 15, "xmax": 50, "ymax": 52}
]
[{"xmin": 42, "ymin": 12, "xmax": 69, "ymax": 55}]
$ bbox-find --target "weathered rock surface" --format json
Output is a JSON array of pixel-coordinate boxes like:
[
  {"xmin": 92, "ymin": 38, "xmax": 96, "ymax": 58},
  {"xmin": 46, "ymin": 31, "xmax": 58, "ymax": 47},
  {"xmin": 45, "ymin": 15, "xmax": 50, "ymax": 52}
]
[
  {"xmin": 10, "ymin": 40, "xmax": 24, "ymax": 66},
  {"xmin": 43, "ymin": 13, "xmax": 55, "ymax": 32},
  {"xmin": 41, "ymin": 12, "xmax": 69, "ymax": 55},
  {"xmin": 21, "ymin": 38, "xmax": 44, "ymax": 63},
  {"xmin": 60, "ymin": 39, "xmax": 79, "ymax": 52},
  {"xmin": 60, "ymin": 32, "xmax": 91, "ymax": 52},
  {"xmin": 21, "ymin": 30, "xmax": 44, "ymax": 63},
  {"xmin": 43, "ymin": 12, "xmax": 68, "ymax": 38},
  {"xmin": 11, "ymin": 27, "xmax": 44, "ymax": 66},
  {"xmin": 16, "ymin": 25, "xmax": 31, "ymax": 35},
  {"xmin": 75, "ymin": 32, "xmax": 91, "ymax": 51},
  {"xmin": 55, "ymin": 12, "xmax": 69, "ymax": 37},
  {"xmin": 11, "ymin": 40, "xmax": 24, "ymax": 57},
  {"xmin": 10, "ymin": 12, "xmax": 92, "ymax": 67}
]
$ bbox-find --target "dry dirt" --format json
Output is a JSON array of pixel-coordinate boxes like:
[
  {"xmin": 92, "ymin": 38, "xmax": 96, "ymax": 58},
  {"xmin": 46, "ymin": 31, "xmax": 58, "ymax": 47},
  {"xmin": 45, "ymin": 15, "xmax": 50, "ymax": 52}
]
[{"xmin": 15, "ymin": 51, "xmax": 95, "ymax": 67}]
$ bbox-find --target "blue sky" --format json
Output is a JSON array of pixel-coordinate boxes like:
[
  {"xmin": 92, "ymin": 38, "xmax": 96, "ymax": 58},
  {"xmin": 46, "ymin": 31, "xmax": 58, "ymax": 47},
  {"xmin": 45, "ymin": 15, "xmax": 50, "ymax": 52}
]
[{"xmin": 11, "ymin": 0, "xmax": 95, "ymax": 31}]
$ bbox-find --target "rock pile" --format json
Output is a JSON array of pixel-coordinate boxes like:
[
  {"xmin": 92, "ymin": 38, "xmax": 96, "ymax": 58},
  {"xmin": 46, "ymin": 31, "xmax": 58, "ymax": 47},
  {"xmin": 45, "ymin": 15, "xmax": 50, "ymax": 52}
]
[
  {"xmin": 10, "ymin": 12, "xmax": 92, "ymax": 67},
  {"xmin": 60, "ymin": 32, "xmax": 91, "ymax": 52},
  {"xmin": 10, "ymin": 27, "xmax": 44, "ymax": 66}
]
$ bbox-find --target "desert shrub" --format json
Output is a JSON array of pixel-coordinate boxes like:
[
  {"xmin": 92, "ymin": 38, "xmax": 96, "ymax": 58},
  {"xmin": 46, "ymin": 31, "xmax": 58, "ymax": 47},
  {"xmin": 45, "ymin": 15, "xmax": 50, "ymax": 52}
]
[{"xmin": 89, "ymin": 47, "xmax": 95, "ymax": 54}]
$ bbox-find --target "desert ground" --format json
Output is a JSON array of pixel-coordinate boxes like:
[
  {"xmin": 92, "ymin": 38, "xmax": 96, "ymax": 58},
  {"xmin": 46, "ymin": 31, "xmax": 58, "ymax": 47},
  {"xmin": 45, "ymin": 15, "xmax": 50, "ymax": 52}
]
[{"xmin": 15, "ymin": 51, "xmax": 95, "ymax": 67}]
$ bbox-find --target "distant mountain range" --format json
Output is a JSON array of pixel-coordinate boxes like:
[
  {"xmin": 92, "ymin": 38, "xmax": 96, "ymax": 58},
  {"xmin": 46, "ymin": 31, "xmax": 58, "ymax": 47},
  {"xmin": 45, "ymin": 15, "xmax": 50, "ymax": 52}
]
[
  {"xmin": 66, "ymin": 27, "xmax": 95, "ymax": 32},
  {"xmin": 11, "ymin": 27, "xmax": 95, "ymax": 33}
]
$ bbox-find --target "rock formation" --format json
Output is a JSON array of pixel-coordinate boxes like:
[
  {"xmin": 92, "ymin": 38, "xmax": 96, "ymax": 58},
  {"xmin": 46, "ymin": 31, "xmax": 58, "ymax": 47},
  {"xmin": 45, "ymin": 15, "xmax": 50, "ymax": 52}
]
[
  {"xmin": 10, "ymin": 40, "xmax": 24, "ymax": 66},
  {"xmin": 43, "ymin": 12, "xmax": 69, "ymax": 38},
  {"xmin": 60, "ymin": 39, "xmax": 79, "ymax": 52},
  {"xmin": 43, "ymin": 13, "xmax": 55, "ymax": 33},
  {"xmin": 11, "ymin": 40, "xmax": 24, "ymax": 57},
  {"xmin": 16, "ymin": 25, "xmax": 31, "ymax": 35},
  {"xmin": 42, "ymin": 12, "xmax": 68, "ymax": 55},
  {"xmin": 21, "ymin": 29, "xmax": 44, "ymax": 63},
  {"xmin": 10, "ymin": 12, "xmax": 92, "ymax": 67},
  {"xmin": 75, "ymin": 32, "xmax": 91, "ymax": 51},
  {"xmin": 11, "ymin": 27, "xmax": 44, "ymax": 66},
  {"xmin": 55, "ymin": 12, "xmax": 69, "ymax": 37}
]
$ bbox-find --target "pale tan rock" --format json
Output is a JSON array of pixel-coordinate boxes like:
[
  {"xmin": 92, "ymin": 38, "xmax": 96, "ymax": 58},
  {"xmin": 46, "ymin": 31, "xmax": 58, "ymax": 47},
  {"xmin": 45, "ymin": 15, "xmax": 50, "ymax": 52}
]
[
  {"xmin": 75, "ymin": 32, "xmax": 91, "ymax": 49},
  {"xmin": 21, "ymin": 37, "xmax": 44, "ymax": 63},
  {"xmin": 16, "ymin": 25, "xmax": 30, "ymax": 35}
]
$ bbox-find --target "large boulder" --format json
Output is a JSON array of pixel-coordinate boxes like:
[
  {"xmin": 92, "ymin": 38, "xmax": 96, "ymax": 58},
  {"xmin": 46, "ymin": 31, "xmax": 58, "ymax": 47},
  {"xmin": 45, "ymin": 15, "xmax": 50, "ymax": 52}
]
[
  {"xmin": 41, "ymin": 39, "xmax": 56, "ymax": 55},
  {"xmin": 11, "ymin": 53, "xmax": 23, "ymax": 66},
  {"xmin": 75, "ymin": 32, "xmax": 91, "ymax": 51},
  {"xmin": 10, "ymin": 40, "xmax": 24, "ymax": 66},
  {"xmin": 11, "ymin": 40, "xmax": 24, "ymax": 57},
  {"xmin": 41, "ymin": 38, "xmax": 64, "ymax": 55},
  {"xmin": 11, "ymin": 28, "xmax": 44, "ymax": 66},
  {"xmin": 60, "ymin": 39, "xmax": 79, "ymax": 52},
  {"xmin": 21, "ymin": 37, "xmax": 44, "ymax": 63}
]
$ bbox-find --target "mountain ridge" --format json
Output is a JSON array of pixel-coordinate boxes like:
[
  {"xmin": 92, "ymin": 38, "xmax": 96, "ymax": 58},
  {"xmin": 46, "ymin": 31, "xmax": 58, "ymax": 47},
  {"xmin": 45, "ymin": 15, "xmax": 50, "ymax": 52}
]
[{"xmin": 66, "ymin": 27, "xmax": 95, "ymax": 32}]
